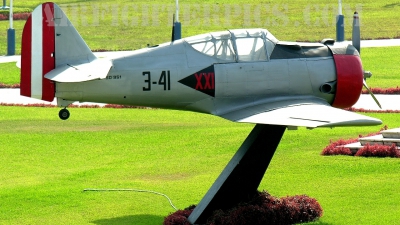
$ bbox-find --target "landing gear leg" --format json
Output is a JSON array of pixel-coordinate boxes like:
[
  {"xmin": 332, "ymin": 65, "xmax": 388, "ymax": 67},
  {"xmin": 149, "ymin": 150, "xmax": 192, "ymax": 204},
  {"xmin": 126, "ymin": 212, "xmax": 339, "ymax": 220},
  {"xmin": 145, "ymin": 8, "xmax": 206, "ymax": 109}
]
[
  {"xmin": 57, "ymin": 98, "xmax": 74, "ymax": 120},
  {"xmin": 59, "ymin": 108, "xmax": 70, "ymax": 120}
]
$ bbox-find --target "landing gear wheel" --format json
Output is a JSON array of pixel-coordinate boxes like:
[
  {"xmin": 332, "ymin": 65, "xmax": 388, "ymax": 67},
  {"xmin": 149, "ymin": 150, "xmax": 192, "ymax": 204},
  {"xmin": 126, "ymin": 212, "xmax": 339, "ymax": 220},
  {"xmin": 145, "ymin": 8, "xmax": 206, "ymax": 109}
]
[{"xmin": 59, "ymin": 108, "xmax": 70, "ymax": 120}]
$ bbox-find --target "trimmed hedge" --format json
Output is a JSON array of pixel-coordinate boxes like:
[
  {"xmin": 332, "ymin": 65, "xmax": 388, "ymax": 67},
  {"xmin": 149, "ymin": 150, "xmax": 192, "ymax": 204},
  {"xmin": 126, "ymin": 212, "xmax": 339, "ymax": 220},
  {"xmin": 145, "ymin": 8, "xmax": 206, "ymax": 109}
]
[
  {"xmin": 321, "ymin": 126, "xmax": 400, "ymax": 158},
  {"xmin": 0, "ymin": 12, "xmax": 31, "ymax": 20},
  {"xmin": 164, "ymin": 191, "xmax": 323, "ymax": 225},
  {"xmin": 164, "ymin": 205, "xmax": 195, "ymax": 225},
  {"xmin": 321, "ymin": 127, "xmax": 385, "ymax": 156},
  {"xmin": 361, "ymin": 86, "xmax": 400, "ymax": 95},
  {"xmin": 346, "ymin": 107, "xmax": 400, "ymax": 113},
  {"xmin": 0, "ymin": 83, "xmax": 20, "ymax": 88},
  {"xmin": 321, "ymin": 138, "xmax": 357, "ymax": 156},
  {"xmin": 0, "ymin": 102, "xmax": 153, "ymax": 109},
  {"xmin": 355, "ymin": 144, "xmax": 400, "ymax": 158}
]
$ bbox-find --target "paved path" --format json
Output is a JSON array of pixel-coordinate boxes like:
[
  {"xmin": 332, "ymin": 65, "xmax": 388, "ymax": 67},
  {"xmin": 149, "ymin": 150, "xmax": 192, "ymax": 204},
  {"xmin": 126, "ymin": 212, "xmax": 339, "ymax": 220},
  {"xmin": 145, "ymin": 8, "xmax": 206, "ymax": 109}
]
[
  {"xmin": 353, "ymin": 94, "xmax": 400, "ymax": 111},
  {"xmin": 0, "ymin": 55, "xmax": 20, "ymax": 63},
  {"xmin": 1, "ymin": 39, "xmax": 400, "ymax": 63},
  {"xmin": 342, "ymin": 39, "xmax": 400, "ymax": 48},
  {"xmin": 0, "ymin": 89, "xmax": 106, "ymax": 107}
]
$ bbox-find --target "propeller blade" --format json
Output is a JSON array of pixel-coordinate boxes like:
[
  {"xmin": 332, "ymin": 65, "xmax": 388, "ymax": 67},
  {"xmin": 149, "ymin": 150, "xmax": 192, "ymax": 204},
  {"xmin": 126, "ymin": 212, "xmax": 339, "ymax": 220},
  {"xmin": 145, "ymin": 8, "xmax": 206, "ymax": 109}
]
[
  {"xmin": 353, "ymin": 12, "xmax": 379, "ymax": 108},
  {"xmin": 352, "ymin": 12, "xmax": 361, "ymax": 54},
  {"xmin": 363, "ymin": 80, "xmax": 382, "ymax": 109}
]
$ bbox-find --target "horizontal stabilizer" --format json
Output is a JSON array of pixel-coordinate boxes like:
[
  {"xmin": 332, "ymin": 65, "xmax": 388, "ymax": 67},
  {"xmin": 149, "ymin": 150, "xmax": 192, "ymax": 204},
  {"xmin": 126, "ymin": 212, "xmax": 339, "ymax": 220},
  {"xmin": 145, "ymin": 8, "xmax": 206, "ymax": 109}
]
[{"xmin": 45, "ymin": 59, "xmax": 112, "ymax": 82}]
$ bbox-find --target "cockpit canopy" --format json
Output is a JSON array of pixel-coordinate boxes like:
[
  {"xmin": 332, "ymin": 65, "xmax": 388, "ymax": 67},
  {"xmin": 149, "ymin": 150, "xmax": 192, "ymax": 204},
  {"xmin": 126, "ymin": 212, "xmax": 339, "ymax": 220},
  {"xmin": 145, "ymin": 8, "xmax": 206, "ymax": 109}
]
[{"xmin": 184, "ymin": 29, "xmax": 278, "ymax": 62}]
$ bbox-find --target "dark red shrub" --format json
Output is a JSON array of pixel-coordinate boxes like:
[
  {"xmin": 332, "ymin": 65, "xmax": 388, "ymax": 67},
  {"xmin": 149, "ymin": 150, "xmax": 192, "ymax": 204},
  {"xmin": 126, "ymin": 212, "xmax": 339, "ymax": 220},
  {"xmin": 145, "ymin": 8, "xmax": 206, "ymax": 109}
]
[
  {"xmin": 211, "ymin": 191, "xmax": 323, "ymax": 225},
  {"xmin": 321, "ymin": 139, "xmax": 357, "ymax": 156},
  {"xmin": 322, "ymin": 146, "xmax": 353, "ymax": 156},
  {"xmin": 222, "ymin": 205, "xmax": 270, "ymax": 225},
  {"xmin": 346, "ymin": 108, "xmax": 400, "ymax": 113},
  {"xmin": 0, "ymin": 12, "xmax": 31, "ymax": 21},
  {"xmin": 321, "ymin": 126, "xmax": 389, "ymax": 156},
  {"xmin": 280, "ymin": 195, "xmax": 323, "ymax": 224},
  {"xmin": 0, "ymin": 83, "xmax": 20, "ymax": 88},
  {"xmin": 355, "ymin": 144, "xmax": 400, "ymax": 158},
  {"xmin": 0, "ymin": 103, "xmax": 56, "ymax": 107},
  {"xmin": 103, "ymin": 104, "xmax": 145, "ymax": 109},
  {"xmin": 163, "ymin": 205, "xmax": 195, "ymax": 225},
  {"xmin": 166, "ymin": 191, "xmax": 323, "ymax": 225},
  {"xmin": 13, "ymin": 13, "xmax": 31, "ymax": 20},
  {"xmin": 361, "ymin": 86, "xmax": 400, "ymax": 95},
  {"xmin": 0, "ymin": 102, "xmax": 152, "ymax": 109}
]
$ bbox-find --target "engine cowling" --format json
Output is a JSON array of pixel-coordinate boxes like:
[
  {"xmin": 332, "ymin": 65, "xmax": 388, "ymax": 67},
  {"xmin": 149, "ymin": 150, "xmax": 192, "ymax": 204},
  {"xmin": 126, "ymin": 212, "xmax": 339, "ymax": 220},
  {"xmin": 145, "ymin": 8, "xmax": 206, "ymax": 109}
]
[{"xmin": 329, "ymin": 45, "xmax": 364, "ymax": 109}]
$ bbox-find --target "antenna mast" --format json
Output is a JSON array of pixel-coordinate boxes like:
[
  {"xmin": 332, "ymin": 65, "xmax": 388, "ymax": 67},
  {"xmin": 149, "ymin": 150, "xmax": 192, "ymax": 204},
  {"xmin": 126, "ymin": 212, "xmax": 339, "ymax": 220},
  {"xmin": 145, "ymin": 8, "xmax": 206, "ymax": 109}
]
[
  {"xmin": 175, "ymin": 0, "xmax": 179, "ymax": 22},
  {"xmin": 171, "ymin": 0, "xmax": 181, "ymax": 41},
  {"xmin": 336, "ymin": 0, "xmax": 344, "ymax": 41}
]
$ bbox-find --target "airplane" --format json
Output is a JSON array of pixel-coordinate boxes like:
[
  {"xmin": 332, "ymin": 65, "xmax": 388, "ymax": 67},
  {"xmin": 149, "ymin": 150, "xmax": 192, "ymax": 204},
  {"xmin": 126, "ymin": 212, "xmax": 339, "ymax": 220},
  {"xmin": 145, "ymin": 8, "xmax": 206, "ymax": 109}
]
[{"xmin": 19, "ymin": 2, "xmax": 382, "ymax": 224}]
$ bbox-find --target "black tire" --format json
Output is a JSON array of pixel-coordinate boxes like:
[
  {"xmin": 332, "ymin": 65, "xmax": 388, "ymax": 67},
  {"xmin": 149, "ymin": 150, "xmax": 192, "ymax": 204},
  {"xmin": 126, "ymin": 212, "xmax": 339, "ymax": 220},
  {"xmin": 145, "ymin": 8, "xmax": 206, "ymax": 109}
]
[{"xmin": 59, "ymin": 108, "xmax": 70, "ymax": 120}]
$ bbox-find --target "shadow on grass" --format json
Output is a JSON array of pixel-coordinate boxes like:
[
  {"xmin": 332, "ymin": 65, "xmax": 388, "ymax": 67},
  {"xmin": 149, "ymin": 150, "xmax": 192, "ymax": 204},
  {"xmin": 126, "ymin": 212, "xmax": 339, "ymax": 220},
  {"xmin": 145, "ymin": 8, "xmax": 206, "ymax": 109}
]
[
  {"xmin": 92, "ymin": 214, "xmax": 164, "ymax": 225},
  {"xmin": 384, "ymin": 3, "xmax": 400, "ymax": 8}
]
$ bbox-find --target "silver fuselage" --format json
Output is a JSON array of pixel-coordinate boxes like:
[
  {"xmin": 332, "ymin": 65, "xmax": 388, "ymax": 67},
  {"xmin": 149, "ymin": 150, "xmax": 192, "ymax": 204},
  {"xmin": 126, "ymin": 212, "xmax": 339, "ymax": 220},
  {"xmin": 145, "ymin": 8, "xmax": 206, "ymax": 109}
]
[{"xmin": 56, "ymin": 40, "xmax": 336, "ymax": 117}]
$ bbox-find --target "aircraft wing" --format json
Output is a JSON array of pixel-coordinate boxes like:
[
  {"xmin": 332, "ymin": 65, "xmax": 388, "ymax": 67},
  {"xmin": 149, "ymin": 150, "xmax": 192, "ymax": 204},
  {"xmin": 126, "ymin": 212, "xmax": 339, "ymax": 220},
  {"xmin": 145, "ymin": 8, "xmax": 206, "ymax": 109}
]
[{"xmin": 219, "ymin": 99, "xmax": 382, "ymax": 128}]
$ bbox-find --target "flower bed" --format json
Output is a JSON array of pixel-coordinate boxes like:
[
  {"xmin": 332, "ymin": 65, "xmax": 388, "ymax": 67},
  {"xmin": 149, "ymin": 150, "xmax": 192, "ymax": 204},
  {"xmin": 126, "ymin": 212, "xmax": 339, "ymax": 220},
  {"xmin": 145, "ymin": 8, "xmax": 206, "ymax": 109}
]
[
  {"xmin": 346, "ymin": 107, "xmax": 400, "ymax": 113},
  {"xmin": 0, "ymin": 102, "xmax": 150, "ymax": 109},
  {"xmin": 362, "ymin": 86, "xmax": 400, "ymax": 95},
  {"xmin": 0, "ymin": 12, "xmax": 31, "ymax": 21},
  {"xmin": 164, "ymin": 191, "xmax": 323, "ymax": 225},
  {"xmin": 321, "ymin": 126, "xmax": 400, "ymax": 158},
  {"xmin": 0, "ymin": 83, "xmax": 20, "ymax": 88},
  {"xmin": 355, "ymin": 144, "xmax": 400, "ymax": 158}
]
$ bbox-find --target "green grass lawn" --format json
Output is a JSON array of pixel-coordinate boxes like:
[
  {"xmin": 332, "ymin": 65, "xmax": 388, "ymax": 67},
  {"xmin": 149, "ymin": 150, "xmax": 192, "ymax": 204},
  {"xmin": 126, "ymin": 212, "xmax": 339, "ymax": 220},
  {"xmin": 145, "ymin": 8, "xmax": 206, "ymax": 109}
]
[
  {"xmin": 0, "ymin": 106, "xmax": 399, "ymax": 224},
  {"xmin": 1, "ymin": 0, "xmax": 400, "ymax": 55},
  {"xmin": 0, "ymin": 1, "xmax": 399, "ymax": 224},
  {"xmin": 0, "ymin": 61, "xmax": 19, "ymax": 85},
  {"xmin": 362, "ymin": 47, "xmax": 400, "ymax": 89}
]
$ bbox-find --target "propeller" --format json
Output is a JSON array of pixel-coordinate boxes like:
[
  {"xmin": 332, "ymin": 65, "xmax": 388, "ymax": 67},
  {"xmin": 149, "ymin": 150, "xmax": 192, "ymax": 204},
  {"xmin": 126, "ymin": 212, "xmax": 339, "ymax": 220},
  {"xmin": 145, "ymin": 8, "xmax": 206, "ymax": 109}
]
[
  {"xmin": 363, "ymin": 78, "xmax": 382, "ymax": 108},
  {"xmin": 352, "ymin": 11, "xmax": 382, "ymax": 108}
]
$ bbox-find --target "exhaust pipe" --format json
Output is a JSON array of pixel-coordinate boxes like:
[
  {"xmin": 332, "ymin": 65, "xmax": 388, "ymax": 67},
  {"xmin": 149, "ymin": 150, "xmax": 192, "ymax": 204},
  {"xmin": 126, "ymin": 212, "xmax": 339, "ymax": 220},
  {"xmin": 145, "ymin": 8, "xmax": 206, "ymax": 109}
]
[{"xmin": 320, "ymin": 81, "xmax": 337, "ymax": 94}]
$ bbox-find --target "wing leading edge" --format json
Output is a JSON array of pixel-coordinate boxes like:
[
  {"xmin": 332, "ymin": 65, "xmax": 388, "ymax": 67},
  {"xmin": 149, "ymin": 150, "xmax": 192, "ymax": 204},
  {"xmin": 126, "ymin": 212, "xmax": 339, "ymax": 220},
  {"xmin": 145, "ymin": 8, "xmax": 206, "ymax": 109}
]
[{"xmin": 219, "ymin": 99, "xmax": 382, "ymax": 128}]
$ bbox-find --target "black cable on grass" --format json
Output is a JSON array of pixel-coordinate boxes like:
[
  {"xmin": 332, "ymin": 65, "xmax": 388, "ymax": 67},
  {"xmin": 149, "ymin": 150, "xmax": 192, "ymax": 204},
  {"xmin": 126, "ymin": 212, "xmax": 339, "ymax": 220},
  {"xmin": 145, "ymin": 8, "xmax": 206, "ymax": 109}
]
[{"xmin": 83, "ymin": 188, "xmax": 178, "ymax": 210}]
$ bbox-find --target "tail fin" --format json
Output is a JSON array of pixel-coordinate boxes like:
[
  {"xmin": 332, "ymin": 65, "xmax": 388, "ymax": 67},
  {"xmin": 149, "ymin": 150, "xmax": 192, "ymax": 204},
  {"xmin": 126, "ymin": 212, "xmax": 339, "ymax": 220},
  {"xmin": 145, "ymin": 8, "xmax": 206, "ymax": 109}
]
[
  {"xmin": 20, "ymin": 2, "xmax": 55, "ymax": 101},
  {"xmin": 20, "ymin": 2, "xmax": 96, "ymax": 101}
]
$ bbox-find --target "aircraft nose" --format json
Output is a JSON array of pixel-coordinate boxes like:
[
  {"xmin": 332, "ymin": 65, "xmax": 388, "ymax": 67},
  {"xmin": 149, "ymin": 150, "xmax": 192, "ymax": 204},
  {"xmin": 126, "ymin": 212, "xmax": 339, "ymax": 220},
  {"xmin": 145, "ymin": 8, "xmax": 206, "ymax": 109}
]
[{"xmin": 330, "ymin": 52, "xmax": 364, "ymax": 109}]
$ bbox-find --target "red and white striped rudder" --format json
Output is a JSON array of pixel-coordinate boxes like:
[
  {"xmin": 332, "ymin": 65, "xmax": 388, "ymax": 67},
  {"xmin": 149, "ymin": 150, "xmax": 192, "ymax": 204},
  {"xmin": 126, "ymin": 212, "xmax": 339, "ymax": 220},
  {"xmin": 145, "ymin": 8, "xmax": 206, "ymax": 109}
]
[{"xmin": 20, "ymin": 2, "xmax": 56, "ymax": 101}]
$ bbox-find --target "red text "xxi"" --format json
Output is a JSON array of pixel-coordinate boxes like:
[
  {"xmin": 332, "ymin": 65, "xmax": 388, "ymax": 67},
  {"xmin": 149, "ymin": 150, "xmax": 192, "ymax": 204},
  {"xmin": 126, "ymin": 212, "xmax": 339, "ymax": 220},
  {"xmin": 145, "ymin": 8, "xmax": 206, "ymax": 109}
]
[{"xmin": 195, "ymin": 73, "xmax": 215, "ymax": 90}]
